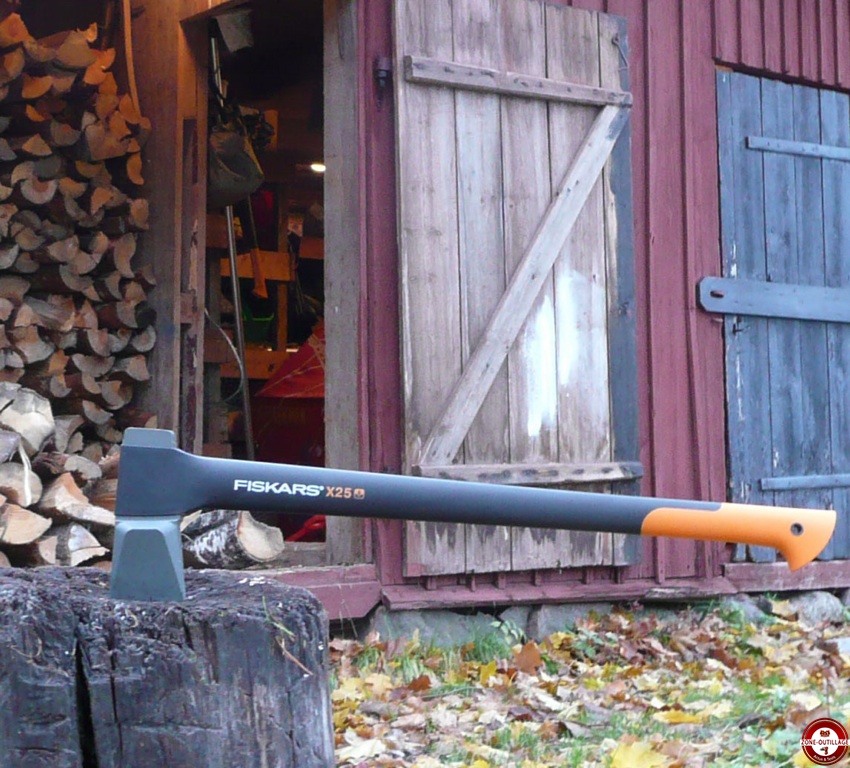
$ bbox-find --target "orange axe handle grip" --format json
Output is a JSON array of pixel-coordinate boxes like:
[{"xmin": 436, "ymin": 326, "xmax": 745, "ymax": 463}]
[{"xmin": 642, "ymin": 503, "xmax": 837, "ymax": 571}]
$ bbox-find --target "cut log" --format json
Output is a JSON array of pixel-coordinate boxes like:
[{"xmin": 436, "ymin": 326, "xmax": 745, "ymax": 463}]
[
  {"xmin": 17, "ymin": 370, "xmax": 71, "ymax": 399},
  {"xmin": 103, "ymin": 231, "xmax": 135, "ymax": 276},
  {"xmin": 0, "ymin": 569, "xmax": 333, "ymax": 766},
  {"xmin": 0, "ymin": 461, "xmax": 43, "ymax": 506},
  {"xmin": 21, "ymin": 295, "xmax": 76, "ymax": 331},
  {"xmin": 0, "ymin": 502, "xmax": 51, "ymax": 545},
  {"xmin": 107, "ymin": 353, "xmax": 148, "ymax": 383},
  {"xmin": 0, "ymin": 385, "xmax": 54, "ymax": 454},
  {"xmin": 0, "ymin": 380, "xmax": 21, "ymax": 409},
  {"xmin": 97, "ymin": 379, "xmax": 132, "ymax": 410},
  {"xmin": 0, "ymin": 14, "xmax": 28, "ymax": 50},
  {"xmin": 26, "ymin": 264, "xmax": 97, "ymax": 299},
  {"xmin": 49, "ymin": 413, "xmax": 83, "ymax": 453},
  {"xmin": 0, "ymin": 427, "xmax": 20, "ymax": 461},
  {"xmin": 95, "ymin": 299, "xmax": 155, "ymax": 330},
  {"xmin": 0, "ymin": 47, "xmax": 24, "ymax": 87},
  {"xmin": 35, "ymin": 472, "xmax": 114, "ymax": 528},
  {"xmin": 182, "ymin": 509, "xmax": 285, "ymax": 569},
  {"xmin": 31, "ymin": 451, "xmax": 101, "ymax": 485},
  {"xmin": 8, "ymin": 325, "xmax": 55, "ymax": 363},
  {"xmin": 67, "ymin": 353, "xmax": 113, "ymax": 377},
  {"xmin": 16, "ymin": 523, "xmax": 107, "ymax": 566},
  {"xmin": 106, "ymin": 328, "xmax": 131, "ymax": 354},
  {"xmin": 84, "ymin": 476, "xmax": 116, "ymax": 510},
  {"xmin": 113, "ymin": 407, "xmax": 156, "ymax": 430},
  {"xmin": 94, "ymin": 419, "xmax": 122, "ymax": 444},
  {"xmin": 79, "ymin": 439, "xmax": 104, "ymax": 463},
  {"xmin": 127, "ymin": 324, "xmax": 156, "ymax": 353},
  {"xmin": 0, "ymin": 273, "xmax": 28, "ymax": 303},
  {"xmin": 56, "ymin": 398, "xmax": 112, "ymax": 427},
  {"xmin": 0, "ymin": 242, "xmax": 18, "ymax": 268},
  {"xmin": 54, "ymin": 328, "xmax": 110, "ymax": 356},
  {"xmin": 53, "ymin": 29, "xmax": 97, "ymax": 71}
]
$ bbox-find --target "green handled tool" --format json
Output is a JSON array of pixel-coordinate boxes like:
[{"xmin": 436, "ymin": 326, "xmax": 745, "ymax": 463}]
[{"xmin": 109, "ymin": 428, "xmax": 837, "ymax": 601}]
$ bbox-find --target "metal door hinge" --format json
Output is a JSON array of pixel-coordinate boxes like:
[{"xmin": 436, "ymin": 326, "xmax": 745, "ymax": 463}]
[{"xmin": 373, "ymin": 56, "xmax": 392, "ymax": 109}]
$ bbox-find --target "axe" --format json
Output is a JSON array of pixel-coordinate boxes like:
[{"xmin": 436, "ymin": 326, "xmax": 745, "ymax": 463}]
[{"xmin": 109, "ymin": 428, "xmax": 837, "ymax": 601}]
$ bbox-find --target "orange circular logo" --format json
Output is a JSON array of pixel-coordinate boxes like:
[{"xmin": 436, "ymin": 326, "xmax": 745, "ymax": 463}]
[{"xmin": 801, "ymin": 718, "xmax": 850, "ymax": 765}]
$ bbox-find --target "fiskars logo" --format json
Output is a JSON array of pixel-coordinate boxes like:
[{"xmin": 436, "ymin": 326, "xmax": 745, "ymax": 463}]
[{"xmin": 233, "ymin": 480, "xmax": 324, "ymax": 497}]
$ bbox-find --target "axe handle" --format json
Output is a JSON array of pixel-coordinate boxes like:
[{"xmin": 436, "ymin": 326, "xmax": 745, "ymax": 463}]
[{"xmin": 117, "ymin": 432, "xmax": 836, "ymax": 571}]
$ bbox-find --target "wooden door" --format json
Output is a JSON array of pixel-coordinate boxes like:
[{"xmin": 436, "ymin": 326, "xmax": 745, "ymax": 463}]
[
  {"xmin": 707, "ymin": 71, "xmax": 850, "ymax": 562},
  {"xmin": 394, "ymin": 0, "xmax": 640, "ymax": 577}
]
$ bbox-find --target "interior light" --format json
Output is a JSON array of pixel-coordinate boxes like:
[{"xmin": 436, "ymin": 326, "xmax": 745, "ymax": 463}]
[{"xmin": 309, "ymin": 162, "xmax": 326, "ymax": 174}]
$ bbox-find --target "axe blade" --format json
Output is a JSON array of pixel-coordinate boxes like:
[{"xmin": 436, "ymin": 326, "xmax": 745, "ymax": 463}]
[{"xmin": 109, "ymin": 515, "xmax": 185, "ymax": 601}]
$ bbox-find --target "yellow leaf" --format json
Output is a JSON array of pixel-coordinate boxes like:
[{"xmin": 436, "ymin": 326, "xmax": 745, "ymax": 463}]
[
  {"xmin": 470, "ymin": 761, "xmax": 490, "ymax": 768},
  {"xmin": 610, "ymin": 740, "xmax": 672, "ymax": 768},
  {"xmin": 479, "ymin": 660, "xmax": 497, "ymax": 685},
  {"xmin": 331, "ymin": 677, "xmax": 365, "ymax": 702},
  {"xmin": 364, "ymin": 673, "xmax": 393, "ymax": 697},
  {"xmin": 652, "ymin": 709, "xmax": 705, "ymax": 724},
  {"xmin": 336, "ymin": 736, "xmax": 387, "ymax": 762},
  {"xmin": 791, "ymin": 692, "xmax": 822, "ymax": 712}
]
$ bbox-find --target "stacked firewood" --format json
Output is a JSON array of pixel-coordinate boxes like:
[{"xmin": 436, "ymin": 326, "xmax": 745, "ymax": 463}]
[
  {"xmin": 0, "ymin": 14, "xmax": 155, "ymax": 461},
  {"xmin": 0, "ymin": 382, "xmax": 286, "ymax": 568},
  {"xmin": 0, "ymin": 381, "xmax": 116, "ymax": 566}
]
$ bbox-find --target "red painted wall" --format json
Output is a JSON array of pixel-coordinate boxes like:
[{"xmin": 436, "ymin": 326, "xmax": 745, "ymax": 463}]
[{"xmin": 359, "ymin": 0, "xmax": 848, "ymax": 594}]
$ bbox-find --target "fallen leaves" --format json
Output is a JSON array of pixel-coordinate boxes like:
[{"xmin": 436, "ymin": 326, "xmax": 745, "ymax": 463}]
[{"xmin": 331, "ymin": 603, "xmax": 850, "ymax": 766}]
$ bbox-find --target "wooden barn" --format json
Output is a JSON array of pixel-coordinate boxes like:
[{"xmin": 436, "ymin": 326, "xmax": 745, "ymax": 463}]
[{"xmin": 5, "ymin": 0, "xmax": 850, "ymax": 619}]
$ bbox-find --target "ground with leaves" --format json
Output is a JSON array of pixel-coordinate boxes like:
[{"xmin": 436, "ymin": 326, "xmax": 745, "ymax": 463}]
[{"xmin": 330, "ymin": 598, "xmax": 850, "ymax": 767}]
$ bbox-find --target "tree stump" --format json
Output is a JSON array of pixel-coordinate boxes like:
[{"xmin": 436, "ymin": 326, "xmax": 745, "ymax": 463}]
[{"xmin": 0, "ymin": 568, "xmax": 334, "ymax": 767}]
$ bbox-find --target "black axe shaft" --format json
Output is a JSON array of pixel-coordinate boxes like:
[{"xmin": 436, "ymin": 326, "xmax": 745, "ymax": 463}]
[{"xmin": 108, "ymin": 429, "xmax": 836, "ymax": 601}]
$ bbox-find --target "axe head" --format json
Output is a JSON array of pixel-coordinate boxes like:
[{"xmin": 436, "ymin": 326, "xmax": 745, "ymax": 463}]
[{"xmin": 109, "ymin": 428, "xmax": 187, "ymax": 601}]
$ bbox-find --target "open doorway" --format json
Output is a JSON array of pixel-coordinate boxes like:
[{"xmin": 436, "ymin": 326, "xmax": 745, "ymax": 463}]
[{"xmin": 203, "ymin": 0, "xmax": 352, "ymax": 568}]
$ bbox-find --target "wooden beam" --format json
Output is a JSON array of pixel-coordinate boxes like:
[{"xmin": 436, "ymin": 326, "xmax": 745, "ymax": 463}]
[
  {"xmin": 760, "ymin": 473, "xmax": 850, "ymax": 491},
  {"xmin": 698, "ymin": 276, "xmax": 850, "ymax": 323},
  {"xmin": 413, "ymin": 461, "xmax": 643, "ymax": 485},
  {"xmin": 747, "ymin": 134, "xmax": 850, "ymax": 162},
  {"xmin": 724, "ymin": 560, "xmax": 850, "ymax": 592},
  {"xmin": 418, "ymin": 103, "xmax": 630, "ymax": 466},
  {"xmin": 404, "ymin": 55, "xmax": 633, "ymax": 107}
]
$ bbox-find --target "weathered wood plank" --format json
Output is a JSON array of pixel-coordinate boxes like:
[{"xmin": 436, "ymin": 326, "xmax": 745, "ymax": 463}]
[
  {"xmin": 790, "ymin": 82, "xmax": 833, "ymax": 555},
  {"xmin": 718, "ymin": 71, "xmax": 774, "ymax": 562},
  {"xmin": 324, "ymin": 0, "xmax": 365, "ymax": 565},
  {"xmin": 414, "ymin": 460, "xmax": 642, "ymax": 484},
  {"xmin": 452, "ymin": 0, "xmax": 511, "ymax": 574},
  {"xmin": 403, "ymin": 55, "xmax": 632, "ymax": 106},
  {"xmin": 418, "ymin": 102, "xmax": 628, "ymax": 467},
  {"xmin": 395, "ymin": 0, "xmax": 466, "ymax": 576},
  {"xmin": 761, "ymin": 78, "xmax": 808, "ymax": 566},
  {"xmin": 747, "ymin": 135, "xmax": 850, "ymax": 163},
  {"xmin": 500, "ymin": 0, "xmax": 557, "ymax": 476},
  {"xmin": 529, "ymin": 4, "xmax": 610, "ymax": 569},
  {"xmin": 821, "ymin": 87, "xmax": 850, "ymax": 559},
  {"xmin": 760, "ymin": 474, "xmax": 850, "ymax": 492},
  {"xmin": 698, "ymin": 277, "xmax": 850, "ymax": 323},
  {"xmin": 599, "ymin": 10, "xmax": 641, "ymax": 567},
  {"xmin": 499, "ymin": 0, "xmax": 560, "ymax": 571}
]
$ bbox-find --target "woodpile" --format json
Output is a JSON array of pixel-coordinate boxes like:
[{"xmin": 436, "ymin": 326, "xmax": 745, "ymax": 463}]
[
  {"xmin": 0, "ymin": 15, "xmax": 289, "ymax": 573},
  {"xmin": 0, "ymin": 382, "xmax": 287, "ymax": 569},
  {"xmin": 0, "ymin": 14, "xmax": 155, "ymax": 457},
  {"xmin": 0, "ymin": 13, "xmax": 156, "ymax": 572}
]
